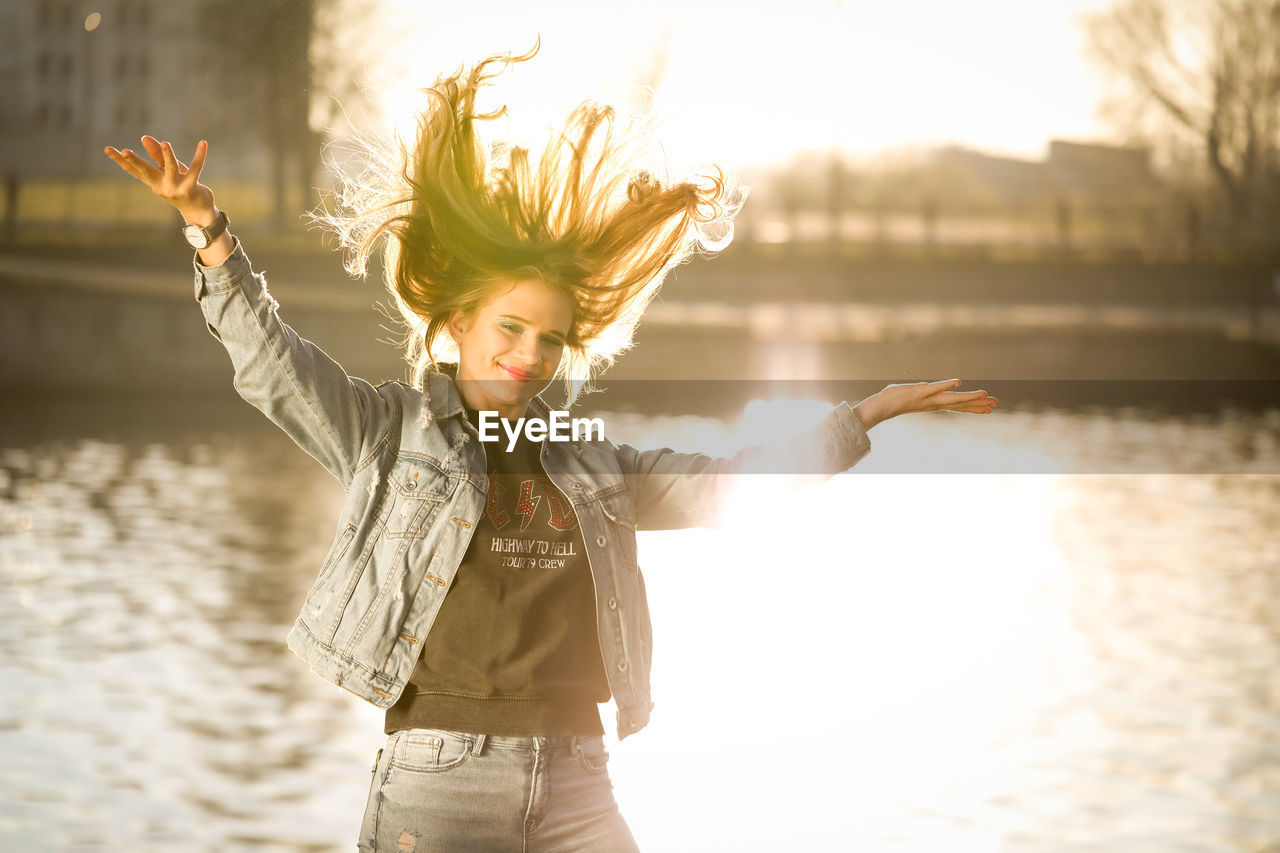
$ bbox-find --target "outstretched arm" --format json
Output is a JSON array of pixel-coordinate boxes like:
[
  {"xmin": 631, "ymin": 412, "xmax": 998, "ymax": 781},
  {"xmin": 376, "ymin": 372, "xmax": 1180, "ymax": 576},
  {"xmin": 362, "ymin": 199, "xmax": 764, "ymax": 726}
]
[
  {"xmin": 613, "ymin": 380, "xmax": 998, "ymax": 530},
  {"xmin": 104, "ymin": 136, "xmax": 395, "ymax": 489}
]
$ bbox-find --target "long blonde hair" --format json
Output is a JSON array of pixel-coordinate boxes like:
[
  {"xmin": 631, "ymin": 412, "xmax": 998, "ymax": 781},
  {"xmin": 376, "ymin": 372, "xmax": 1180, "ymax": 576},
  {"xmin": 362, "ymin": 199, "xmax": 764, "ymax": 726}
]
[{"xmin": 308, "ymin": 41, "xmax": 744, "ymax": 406}]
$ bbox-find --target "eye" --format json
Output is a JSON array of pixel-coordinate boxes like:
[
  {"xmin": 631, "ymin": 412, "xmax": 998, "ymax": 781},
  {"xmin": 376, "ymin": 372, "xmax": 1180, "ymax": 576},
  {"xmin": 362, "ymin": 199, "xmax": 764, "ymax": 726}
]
[
  {"xmin": 542, "ymin": 335, "xmax": 564, "ymax": 346},
  {"xmin": 499, "ymin": 321, "xmax": 521, "ymax": 335}
]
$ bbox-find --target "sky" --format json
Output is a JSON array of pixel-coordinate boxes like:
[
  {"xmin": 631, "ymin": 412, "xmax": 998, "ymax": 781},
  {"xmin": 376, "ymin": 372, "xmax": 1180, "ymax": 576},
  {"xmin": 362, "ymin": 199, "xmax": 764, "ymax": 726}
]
[{"xmin": 359, "ymin": 0, "xmax": 1119, "ymax": 172}]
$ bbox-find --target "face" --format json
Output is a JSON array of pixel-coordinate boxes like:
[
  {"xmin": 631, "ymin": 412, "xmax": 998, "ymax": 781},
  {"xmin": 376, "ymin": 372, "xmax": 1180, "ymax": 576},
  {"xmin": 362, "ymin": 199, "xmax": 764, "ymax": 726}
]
[{"xmin": 447, "ymin": 278, "xmax": 573, "ymax": 420}]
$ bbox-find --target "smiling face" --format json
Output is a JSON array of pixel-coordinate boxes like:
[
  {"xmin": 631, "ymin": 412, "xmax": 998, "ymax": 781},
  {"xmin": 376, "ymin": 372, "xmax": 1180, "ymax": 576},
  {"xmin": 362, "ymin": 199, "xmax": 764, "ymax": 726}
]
[{"xmin": 447, "ymin": 277, "xmax": 574, "ymax": 420}]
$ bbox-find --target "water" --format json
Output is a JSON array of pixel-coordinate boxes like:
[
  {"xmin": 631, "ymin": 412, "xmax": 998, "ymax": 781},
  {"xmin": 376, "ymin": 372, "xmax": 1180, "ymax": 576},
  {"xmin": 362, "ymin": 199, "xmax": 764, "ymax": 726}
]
[{"xmin": 1, "ymin": 396, "xmax": 1277, "ymax": 851}]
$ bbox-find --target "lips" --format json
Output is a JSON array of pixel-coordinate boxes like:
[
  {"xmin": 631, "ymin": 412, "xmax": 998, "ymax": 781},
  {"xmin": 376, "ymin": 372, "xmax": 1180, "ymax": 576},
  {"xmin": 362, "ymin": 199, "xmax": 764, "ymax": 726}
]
[{"xmin": 499, "ymin": 364, "xmax": 535, "ymax": 381}]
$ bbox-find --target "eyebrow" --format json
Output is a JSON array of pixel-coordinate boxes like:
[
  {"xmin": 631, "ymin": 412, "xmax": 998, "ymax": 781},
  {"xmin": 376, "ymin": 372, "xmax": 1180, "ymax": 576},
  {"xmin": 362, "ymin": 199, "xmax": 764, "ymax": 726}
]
[{"xmin": 499, "ymin": 314, "xmax": 567, "ymax": 340}]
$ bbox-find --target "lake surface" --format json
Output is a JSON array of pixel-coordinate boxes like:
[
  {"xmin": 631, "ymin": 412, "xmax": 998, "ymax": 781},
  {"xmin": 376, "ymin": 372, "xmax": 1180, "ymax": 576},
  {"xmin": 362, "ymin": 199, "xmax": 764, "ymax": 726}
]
[{"xmin": 1, "ymin": 394, "xmax": 1277, "ymax": 851}]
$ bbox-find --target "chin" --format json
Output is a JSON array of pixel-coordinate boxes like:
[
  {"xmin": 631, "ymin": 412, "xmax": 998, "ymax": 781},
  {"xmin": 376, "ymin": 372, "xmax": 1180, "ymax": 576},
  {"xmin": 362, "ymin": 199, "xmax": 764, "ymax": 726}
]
[{"xmin": 483, "ymin": 377, "xmax": 536, "ymax": 404}]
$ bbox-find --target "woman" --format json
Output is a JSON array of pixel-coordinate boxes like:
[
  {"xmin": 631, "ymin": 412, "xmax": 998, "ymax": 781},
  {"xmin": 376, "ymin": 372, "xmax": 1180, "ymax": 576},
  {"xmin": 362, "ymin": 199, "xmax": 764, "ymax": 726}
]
[{"xmin": 104, "ymin": 45, "xmax": 997, "ymax": 853}]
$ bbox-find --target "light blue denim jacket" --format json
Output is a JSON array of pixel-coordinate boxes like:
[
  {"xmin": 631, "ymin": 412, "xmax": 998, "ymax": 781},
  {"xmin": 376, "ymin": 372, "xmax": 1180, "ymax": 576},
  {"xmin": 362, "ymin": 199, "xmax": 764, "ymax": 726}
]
[{"xmin": 191, "ymin": 236, "xmax": 872, "ymax": 740}]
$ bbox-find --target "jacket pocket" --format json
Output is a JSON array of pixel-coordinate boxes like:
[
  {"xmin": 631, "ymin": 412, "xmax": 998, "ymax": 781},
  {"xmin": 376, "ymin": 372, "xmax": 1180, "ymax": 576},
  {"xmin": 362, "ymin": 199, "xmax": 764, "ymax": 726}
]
[
  {"xmin": 384, "ymin": 456, "xmax": 451, "ymax": 538},
  {"xmin": 597, "ymin": 490, "xmax": 639, "ymax": 566},
  {"xmin": 305, "ymin": 523, "xmax": 357, "ymax": 613},
  {"xmin": 599, "ymin": 490, "xmax": 637, "ymax": 530}
]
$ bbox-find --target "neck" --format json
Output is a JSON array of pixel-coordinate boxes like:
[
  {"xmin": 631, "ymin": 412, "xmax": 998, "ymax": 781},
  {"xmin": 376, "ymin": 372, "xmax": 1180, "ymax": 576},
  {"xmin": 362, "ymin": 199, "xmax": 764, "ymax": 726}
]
[
  {"xmin": 445, "ymin": 366, "xmax": 533, "ymax": 421},
  {"xmin": 458, "ymin": 389, "xmax": 530, "ymax": 422}
]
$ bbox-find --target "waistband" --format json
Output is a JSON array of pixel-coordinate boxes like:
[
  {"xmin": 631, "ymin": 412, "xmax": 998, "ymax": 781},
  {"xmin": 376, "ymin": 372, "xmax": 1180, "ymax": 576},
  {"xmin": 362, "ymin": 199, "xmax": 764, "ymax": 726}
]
[{"xmin": 392, "ymin": 727, "xmax": 603, "ymax": 757}]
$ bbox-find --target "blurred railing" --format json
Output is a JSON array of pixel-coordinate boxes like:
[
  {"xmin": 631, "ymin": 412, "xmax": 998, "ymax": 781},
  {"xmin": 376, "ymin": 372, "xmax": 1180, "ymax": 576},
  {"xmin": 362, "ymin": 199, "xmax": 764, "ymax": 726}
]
[
  {"xmin": 0, "ymin": 174, "xmax": 322, "ymax": 250},
  {"xmin": 2, "ymin": 173, "xmax": 1278, "ymax": 264},
  {"xmin": 731, "ymin": 196, "xmax": 1278, "ymax": 264}
]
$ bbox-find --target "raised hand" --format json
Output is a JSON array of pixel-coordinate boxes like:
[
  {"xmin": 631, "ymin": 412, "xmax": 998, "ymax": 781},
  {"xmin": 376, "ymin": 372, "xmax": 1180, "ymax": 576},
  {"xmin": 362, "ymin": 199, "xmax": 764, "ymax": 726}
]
[
  {"xmin": 103, "ymin": 135, "xmax": 215, "ymax": 220},
  {"xmin": 854, "ymin": 379, "xmax": 999, "ymax": 430}
]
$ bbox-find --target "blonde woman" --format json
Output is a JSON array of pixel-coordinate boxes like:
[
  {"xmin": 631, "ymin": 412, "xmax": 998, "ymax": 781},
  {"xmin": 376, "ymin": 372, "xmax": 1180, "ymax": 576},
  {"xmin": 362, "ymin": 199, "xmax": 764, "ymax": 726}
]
[{"xmin": 104, "ymin": 44, "xmax": 997, "ymax": 852}]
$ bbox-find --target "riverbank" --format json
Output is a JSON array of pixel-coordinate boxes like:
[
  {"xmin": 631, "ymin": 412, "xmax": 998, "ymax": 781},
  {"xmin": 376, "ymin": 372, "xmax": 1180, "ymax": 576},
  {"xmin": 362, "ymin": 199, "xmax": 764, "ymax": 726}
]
[{"xmin": 2, "ymin": 236, "xmax": 1279, "ymax": 398}]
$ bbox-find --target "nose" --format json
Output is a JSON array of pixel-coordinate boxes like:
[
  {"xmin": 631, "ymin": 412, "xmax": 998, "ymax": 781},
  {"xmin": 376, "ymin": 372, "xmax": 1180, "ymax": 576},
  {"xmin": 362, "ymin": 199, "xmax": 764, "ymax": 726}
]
[{"xmin": 513, "ymin": 334, "xmax": 541, "ymax": 367}]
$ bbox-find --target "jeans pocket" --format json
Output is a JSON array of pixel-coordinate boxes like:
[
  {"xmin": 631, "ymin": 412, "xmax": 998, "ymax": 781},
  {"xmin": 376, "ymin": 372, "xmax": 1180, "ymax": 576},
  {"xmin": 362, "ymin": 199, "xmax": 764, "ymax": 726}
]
[
  {"xmin": 390, "ymin": 728, "xmax": 475, "ymax": 774},
  {"xmin": 576, "ymin": 735, "xmax": 610, "ymax": 775}
]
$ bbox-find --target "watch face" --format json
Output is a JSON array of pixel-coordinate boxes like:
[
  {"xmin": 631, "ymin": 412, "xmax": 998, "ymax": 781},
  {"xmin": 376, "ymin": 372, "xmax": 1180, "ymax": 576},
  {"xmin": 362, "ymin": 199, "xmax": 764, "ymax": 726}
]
[{"xmin": 184, "ymin": 223, "xmax": 209, "ymax": 249}]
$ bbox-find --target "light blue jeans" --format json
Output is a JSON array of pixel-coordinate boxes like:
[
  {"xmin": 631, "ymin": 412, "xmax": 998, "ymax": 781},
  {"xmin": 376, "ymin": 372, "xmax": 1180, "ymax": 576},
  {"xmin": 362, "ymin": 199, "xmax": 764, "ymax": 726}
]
[{"xmin": 356, "ymin": 728, "xmax": 641, "ymax": 852}]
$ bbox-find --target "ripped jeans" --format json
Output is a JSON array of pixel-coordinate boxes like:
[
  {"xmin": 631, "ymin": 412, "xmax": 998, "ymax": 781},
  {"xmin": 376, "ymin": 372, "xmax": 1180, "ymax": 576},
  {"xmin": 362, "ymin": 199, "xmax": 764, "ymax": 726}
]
[{"xmin": 356, "ymin": 728, "xmax": 641, "ymax": 852}]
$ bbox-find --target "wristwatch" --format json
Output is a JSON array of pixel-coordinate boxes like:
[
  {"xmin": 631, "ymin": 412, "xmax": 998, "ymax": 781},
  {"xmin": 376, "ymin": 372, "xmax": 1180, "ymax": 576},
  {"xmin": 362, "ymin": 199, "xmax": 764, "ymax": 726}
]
[{"xmin": 182, "ymin": 209, "xmax": 229, "ymax": 249}]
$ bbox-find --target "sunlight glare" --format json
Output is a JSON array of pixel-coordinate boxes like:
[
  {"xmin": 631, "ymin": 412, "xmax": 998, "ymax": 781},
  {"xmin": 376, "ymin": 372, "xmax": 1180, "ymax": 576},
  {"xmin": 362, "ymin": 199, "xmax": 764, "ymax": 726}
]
[
  {"xmin": 359, "ymin": 0, "xmax": 1115, "ymax": 170},
  {"xmin": 610, "ymin": 437, "xmax": 1084, "ymax": 847}
]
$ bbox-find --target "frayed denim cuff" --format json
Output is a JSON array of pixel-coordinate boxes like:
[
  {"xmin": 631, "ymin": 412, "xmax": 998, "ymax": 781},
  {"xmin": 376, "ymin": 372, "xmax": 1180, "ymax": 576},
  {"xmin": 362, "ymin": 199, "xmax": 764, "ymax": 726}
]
[{"xmin": 191, "ymin": 235, "xmax": 250, "ymax": 299}]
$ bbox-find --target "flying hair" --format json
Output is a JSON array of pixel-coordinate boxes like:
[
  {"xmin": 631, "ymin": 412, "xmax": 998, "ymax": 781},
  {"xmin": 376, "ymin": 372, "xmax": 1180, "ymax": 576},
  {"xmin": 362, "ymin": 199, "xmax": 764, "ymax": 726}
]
[{"xmin": 307, "ymin": 39, "xmax": 746, "ymax": 406}]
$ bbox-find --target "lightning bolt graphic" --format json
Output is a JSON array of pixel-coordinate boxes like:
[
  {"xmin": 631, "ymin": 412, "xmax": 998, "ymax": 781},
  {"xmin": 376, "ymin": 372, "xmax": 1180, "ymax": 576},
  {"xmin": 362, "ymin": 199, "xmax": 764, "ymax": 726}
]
[
  {"xmin": 540, "ymin": 476, "xmax": 578, "ymax": 531},
  {"xmin": 486, "ymin": 477, "xmax": 509, "ymax": 529},
  {"xmin": 515, "ymin": 479, "xmax": 541, "ymax": 532}
]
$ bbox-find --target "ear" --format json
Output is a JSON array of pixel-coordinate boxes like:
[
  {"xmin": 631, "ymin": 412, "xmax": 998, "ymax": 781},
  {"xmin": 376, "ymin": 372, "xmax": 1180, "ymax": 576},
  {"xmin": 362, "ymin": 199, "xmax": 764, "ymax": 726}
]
[{"xmin": 447, "ymin": 308, "xmax": 473, "ymax": 342}]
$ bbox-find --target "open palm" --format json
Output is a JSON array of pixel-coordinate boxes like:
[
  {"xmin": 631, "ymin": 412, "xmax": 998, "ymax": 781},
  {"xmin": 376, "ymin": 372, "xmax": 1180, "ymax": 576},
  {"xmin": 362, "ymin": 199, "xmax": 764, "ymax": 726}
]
[
  {"xmin": 883, "ymin": 379, "xmax": 999, "ymax": 417},
  {"xmin": 103, "ymin": 135, "xmax": 214, "ymax": 216}
]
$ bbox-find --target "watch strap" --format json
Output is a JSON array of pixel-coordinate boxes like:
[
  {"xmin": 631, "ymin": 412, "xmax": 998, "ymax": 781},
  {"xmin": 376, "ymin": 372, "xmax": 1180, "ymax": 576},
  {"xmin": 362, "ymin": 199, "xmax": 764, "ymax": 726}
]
[
  {"xmin": 205, "ymin": 208, "xmax": 229, "ymax": 240},
  {"xmin": 183, "ymin": 209, "xmax": 229, "ymax": 247}
]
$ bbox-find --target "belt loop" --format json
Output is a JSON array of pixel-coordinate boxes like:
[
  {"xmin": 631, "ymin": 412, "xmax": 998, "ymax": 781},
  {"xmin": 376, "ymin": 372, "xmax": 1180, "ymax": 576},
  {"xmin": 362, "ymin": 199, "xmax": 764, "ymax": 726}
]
[
  {"xmin": 471, "ymin": 733, "xmax": 486, "ymax": 757},
  {"xmin": 570, "ymin": 735, "xmax": 579, "ymax": 755}
]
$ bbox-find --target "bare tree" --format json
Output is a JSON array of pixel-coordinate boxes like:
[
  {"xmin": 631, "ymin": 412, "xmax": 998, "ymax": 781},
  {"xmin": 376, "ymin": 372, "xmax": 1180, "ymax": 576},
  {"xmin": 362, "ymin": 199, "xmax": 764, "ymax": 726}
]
[{"xmin": 1083, "ymin": 0, "xmax": 1280, "ymax": 243}]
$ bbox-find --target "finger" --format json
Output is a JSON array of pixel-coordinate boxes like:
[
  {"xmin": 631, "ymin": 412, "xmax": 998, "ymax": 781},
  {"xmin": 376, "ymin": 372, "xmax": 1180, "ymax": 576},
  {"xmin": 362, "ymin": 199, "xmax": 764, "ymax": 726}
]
[
  {"xmin": 115, "ymin": 148, "xmax": 160, "ymax": 181},
  {"xmin": 938, "ymin": 394, "xmax": 997, "ymax": 412},
  {"xmin": 140, "ymin": 135, "xmax": 165, "ymax": 167},
  {"xmin": 104, "ymin": 146, "xmax": 137, "ymax": 176},
  {"xmin": 922, "ymin": 382, "xmax": 978, "ymax": 398},
  {"xmin": 934, "ymin": 390, "xmax": 993, "ymax": 405},
  {"xmin": 163, "ymin": 140, "xmax": 191, "ymax": 174},
  {"xmin": 934, "ymin": 379, "xmax": 991, "ymax": 395},
  {"xmin": 189, "ymin": 140, "xmax": 208, "ymax": 180},
  {"xmin": 159, "ymin": 140, "xmax": 179, "ymax": 175}
]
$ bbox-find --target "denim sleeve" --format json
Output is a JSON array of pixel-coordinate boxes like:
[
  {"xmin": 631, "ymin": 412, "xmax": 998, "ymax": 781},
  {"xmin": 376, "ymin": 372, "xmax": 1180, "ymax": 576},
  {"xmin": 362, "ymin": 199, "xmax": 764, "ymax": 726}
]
[
  {"xmin": 613, "ymin": 400, "xmax": 872, "ymax": 530},
  {"xmin": 192, "ymin": 236, "xmax": 394, "ymax": 489}
]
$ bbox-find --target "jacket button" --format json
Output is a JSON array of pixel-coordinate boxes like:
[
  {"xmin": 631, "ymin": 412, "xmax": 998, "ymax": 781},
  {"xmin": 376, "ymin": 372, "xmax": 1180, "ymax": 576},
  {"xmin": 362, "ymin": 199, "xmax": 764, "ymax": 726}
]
[
  {"xmin": 618, "ymin": 659, "xmax": 629, "ymax": 672},
  {"xmin": 596, "ymin": 535, "xmax": 607, "ymax": 547},
  {"xmin": 608, "ymin": 596, "xmax": 617, "ymax": 609},
  {"xmin": 572, "ymin": 482, "xmax": 583, "ymax": 489}
]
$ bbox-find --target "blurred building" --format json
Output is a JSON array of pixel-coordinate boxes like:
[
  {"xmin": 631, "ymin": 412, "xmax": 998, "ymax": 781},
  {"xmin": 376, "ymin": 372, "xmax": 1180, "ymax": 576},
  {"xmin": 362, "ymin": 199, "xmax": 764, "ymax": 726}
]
[
  {"xmin": 933, "ymin": 140, "xmax": 1159, "ymax": 206},
  {"xmin": 1046, "ymin": 139, "xmax": 1157, "ymax": 197},
  {"xmin": 0, "ymin": 0, "xmax": 270, "ymax": 180}
]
